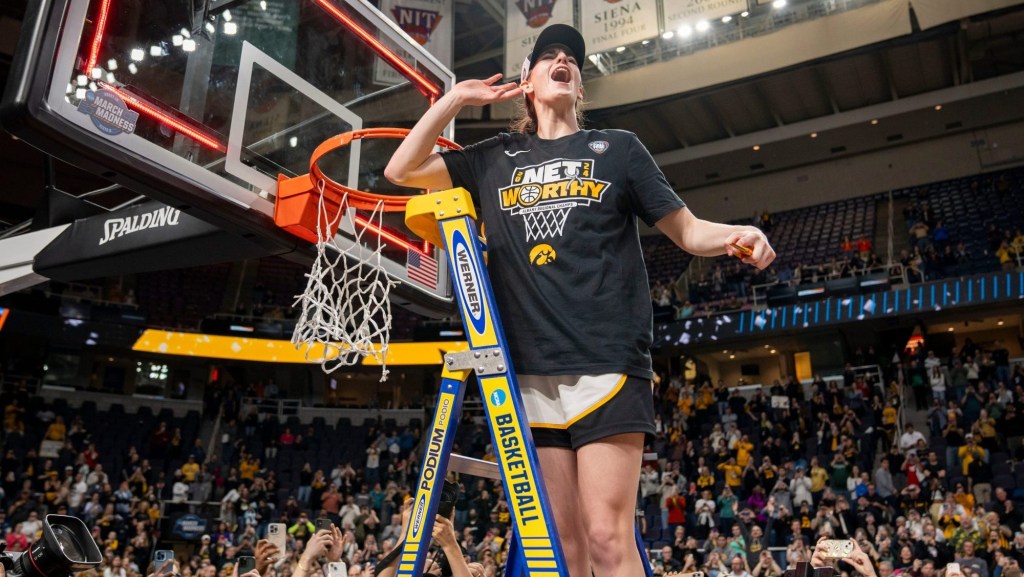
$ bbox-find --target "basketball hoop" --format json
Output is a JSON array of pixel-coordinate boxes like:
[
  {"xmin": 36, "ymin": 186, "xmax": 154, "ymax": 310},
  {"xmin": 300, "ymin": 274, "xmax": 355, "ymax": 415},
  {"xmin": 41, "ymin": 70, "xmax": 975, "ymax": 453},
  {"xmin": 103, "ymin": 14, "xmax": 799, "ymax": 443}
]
[
  {"xmin": 275, "ymin": 128, "xmax": 461, "ymax": 241},
  {"xmin": 274, "ymin": 128, "xmax": 461, "ymax": 379}
]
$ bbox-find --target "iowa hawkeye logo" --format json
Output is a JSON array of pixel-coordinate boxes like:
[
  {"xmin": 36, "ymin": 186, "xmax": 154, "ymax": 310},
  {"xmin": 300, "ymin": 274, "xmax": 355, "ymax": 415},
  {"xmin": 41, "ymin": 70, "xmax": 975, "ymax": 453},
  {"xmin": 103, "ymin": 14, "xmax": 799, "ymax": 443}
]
[{"xmin": 499, "ymin": 158, "xmax": 610, "ymax": 242}]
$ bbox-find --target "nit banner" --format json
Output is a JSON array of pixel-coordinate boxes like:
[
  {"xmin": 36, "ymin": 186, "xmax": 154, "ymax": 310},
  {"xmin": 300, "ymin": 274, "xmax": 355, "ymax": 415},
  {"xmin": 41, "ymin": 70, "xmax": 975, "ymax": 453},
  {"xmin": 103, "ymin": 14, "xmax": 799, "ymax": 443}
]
[{"xmin": 375, "ymin": 0, "xmax": 452, "ymax": 85}]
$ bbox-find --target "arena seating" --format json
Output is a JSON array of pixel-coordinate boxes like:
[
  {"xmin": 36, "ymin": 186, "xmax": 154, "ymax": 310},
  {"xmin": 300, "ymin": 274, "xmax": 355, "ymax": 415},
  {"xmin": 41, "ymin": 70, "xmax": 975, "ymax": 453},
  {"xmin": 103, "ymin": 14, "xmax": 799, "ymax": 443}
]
[
  {"xmin": 644, "ymin": 166, "xmax": 1024, "ymax": 312},
  {"xmin": 136, "ymin": 263, "xmax": 232, "ymax": 329}
]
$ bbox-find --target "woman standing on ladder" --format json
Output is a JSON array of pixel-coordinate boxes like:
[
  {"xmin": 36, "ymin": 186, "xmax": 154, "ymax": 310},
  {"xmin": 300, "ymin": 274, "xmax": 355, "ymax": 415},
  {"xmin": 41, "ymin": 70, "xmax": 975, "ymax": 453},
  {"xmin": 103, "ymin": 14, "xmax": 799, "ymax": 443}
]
[{"xmin": 386, "ymin": 24, "xmax": 776, "ymax": 576}]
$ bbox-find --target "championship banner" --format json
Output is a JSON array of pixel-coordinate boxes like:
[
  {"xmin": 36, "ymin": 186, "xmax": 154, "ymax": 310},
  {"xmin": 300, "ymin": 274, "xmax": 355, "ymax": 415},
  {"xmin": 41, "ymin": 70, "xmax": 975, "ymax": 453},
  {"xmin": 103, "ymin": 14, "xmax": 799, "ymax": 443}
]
[
  {"xmin": 505, "ymin": 0, "xmax": 575, "ymax": 79},
  {"xmin": 375, "ymin": 0, "xmax": 452, "ymax": 86},
  {"xmin": 664, "ymin": 0, "xmax": 749, "ymax": 30},
  {"xmin": 581, "ymin": 0, "xmax": 659, "ymax": 55}
]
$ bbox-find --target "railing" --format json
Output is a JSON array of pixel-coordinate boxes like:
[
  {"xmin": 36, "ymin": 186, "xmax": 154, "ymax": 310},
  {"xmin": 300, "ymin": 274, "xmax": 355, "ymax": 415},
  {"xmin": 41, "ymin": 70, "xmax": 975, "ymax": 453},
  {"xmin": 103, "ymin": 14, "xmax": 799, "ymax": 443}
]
[
  {"xmin": 241, "ymin": 397, "xmax": 302, "ymax": 421},
  {"xmin": 750, "ymin": 263, "xmax": 906, "ymax": 307},
  {"xmin": 48, "ymin": 283, "xmax": 140, "ymax": 309},
  {"xmin": 0, "ymin": 373, "xmax": 43, "ymax": 395},
  {"xmin": 584, "ymin": 0, "xmax": 887, "ymax": 80}
]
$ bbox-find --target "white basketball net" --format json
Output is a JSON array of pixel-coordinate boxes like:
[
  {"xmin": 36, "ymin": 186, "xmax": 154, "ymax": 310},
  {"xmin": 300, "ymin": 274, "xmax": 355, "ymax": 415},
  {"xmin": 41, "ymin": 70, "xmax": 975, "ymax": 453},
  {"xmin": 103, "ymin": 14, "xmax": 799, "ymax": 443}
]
[
  {"xmin": 291, "ymin": 178, "xmax": 397, "ymax": 380},
  {"xmin": 522, "ymin": 205, "xmax": 572, "ymax": 242}
]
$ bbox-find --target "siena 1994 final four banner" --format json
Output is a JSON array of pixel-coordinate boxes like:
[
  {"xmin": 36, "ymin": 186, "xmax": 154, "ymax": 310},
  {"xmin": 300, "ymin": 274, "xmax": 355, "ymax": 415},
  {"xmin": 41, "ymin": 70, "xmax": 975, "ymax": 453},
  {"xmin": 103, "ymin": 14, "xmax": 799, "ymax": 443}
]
[
  {"xmin": 581, "ymin": 0, "xmax": 659, "ymax": 55},
  {"xmin": 505, "ymin": 0, "xmax": 575, "ymax": 79},
  {"xmin": 375, "ymin": 0, "xmax": 452, "ymax": 86}
]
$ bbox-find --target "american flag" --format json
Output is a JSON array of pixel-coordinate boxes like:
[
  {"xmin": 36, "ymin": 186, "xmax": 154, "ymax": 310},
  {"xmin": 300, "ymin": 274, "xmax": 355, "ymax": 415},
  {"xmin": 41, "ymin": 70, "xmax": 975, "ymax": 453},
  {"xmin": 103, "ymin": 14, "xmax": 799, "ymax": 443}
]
[{"xmin": 406, "ymin": 249, "xmax": 438, "ymax": 288}]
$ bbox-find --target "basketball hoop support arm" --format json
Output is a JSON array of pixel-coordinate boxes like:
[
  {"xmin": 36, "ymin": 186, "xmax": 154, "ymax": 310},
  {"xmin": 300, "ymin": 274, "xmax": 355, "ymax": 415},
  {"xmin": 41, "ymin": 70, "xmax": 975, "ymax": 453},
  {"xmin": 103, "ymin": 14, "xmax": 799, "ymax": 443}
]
[{"xmin": 400, "ymin": 189, "xmax": 571, "ymax": 577}]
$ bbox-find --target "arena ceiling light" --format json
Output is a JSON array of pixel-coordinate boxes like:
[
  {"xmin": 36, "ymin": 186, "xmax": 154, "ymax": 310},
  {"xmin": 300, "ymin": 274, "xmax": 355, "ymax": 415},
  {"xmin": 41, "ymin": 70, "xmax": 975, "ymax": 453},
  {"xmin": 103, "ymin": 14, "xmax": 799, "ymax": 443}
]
[{"xmin": 773, "ymin": 0, "xmax": 787, "ymax": 8}]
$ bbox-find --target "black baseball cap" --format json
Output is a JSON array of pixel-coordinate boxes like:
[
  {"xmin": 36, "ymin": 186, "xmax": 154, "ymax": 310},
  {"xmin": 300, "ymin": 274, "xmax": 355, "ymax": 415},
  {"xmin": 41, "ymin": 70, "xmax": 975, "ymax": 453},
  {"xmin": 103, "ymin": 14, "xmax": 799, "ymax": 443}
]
[{"xmin": 520, "ymin": 24, "xmax": 586, "ymax": 84}]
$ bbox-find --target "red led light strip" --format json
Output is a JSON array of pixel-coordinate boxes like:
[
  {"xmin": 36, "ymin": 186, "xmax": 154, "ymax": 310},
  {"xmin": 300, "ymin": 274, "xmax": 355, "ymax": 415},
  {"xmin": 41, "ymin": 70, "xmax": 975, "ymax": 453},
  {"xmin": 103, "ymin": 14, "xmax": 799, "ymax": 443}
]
[
  {"xmin": 84, "ymin": 3, "xmax": 222, "ymax": 151},
  {"xmin": 84, "ymin": 0, "xmax": 114, "ymax": 76},
  {"xmin": 353, "ymin": 214, "xmax": 427, "ymax": 255},
  {"xmin": 311, "ymin": 0, "xmax": 441, "ymax": 99},
  {"xmin": 99, "ymin": 83, "xmax": 225, "ymax": 151}
]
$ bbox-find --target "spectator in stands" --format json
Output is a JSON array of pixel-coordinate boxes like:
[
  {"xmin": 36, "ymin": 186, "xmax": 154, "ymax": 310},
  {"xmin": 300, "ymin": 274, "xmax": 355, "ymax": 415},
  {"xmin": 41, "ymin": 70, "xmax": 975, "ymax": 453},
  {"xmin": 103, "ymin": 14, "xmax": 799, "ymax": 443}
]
[
  {"xmin": 171, "ymin": 471, "xmax": 190, "ymax": 503},
  {"xmin": 149, "ymin": 422, "xmax": 170, "ymax": 458},
  {"xmin": 289, "ymin": 511, "xmax": 315, "ymax": 541},
  {"xmin": 3, "ymin": 399, "xmax": 25, "ymax": 433},
  {"xmin": 656, "ymin": 545, "xmax": 684, "ymax": 574},
  {"xmin": 842, "ymin": 236, "xmax": 855, "ymax": 256},
  {"xmin": 996, "ymin": 240, "xmax": 1016, "ymax": 271},
  {"xmin": 899, "ymin": 424, "xmax": 926, "ymax": 455},
  {"xmin": 930, "ymin": 366, "xmax": 947, "ymax": 404},
  {"xmin": 857, "ymin": 236, "xmax": 873, "ymax": 262},
  {"xmin": 724, "ymin": 553, "xmax": 753, "ymax": 577},
  {"xmin": 932, "ymin": 220, "xmax": 950, "ymax": 249},
  {"xmin": 751, "ymin": 550, "xmax": 782, "ymax": 577},
  {"xmin": 181, "ymin": 456, "xmax": 200, "ymax": 483},
  {"xmin": 103, "ymin": 555, "xmax": 127, "ymax": 577},
  {"xmin": 45, "ymin": 415, "xmax": 66, "ymax": 441},
  {"xmin": 959, "ymin": 540, "xmax": 990, "ymax": 577}
]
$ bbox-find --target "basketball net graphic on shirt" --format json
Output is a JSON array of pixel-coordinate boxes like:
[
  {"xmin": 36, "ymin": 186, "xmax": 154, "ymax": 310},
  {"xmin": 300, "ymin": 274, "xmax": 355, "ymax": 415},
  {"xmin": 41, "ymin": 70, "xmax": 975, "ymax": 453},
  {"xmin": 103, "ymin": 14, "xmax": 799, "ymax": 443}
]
[{"xmin": 498, "ymin": 158, "xmax": 610, "ymax": 252}]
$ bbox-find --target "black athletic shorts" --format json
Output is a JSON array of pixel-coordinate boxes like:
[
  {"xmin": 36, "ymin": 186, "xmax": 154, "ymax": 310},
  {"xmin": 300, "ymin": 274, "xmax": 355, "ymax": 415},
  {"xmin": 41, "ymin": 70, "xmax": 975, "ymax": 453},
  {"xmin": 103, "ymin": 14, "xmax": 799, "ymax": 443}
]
[{"xmin": 517, "ymin": 374, "xmax": 656, "ymax": 450}]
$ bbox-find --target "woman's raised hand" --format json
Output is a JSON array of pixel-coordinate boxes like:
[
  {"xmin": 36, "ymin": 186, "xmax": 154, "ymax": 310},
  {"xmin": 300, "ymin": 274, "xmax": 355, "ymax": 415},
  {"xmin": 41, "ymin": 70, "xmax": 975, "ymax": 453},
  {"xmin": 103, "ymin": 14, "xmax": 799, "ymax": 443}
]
[{"xmin": 453, "ymin": 74, "xmax": 524, "ymax": 107}]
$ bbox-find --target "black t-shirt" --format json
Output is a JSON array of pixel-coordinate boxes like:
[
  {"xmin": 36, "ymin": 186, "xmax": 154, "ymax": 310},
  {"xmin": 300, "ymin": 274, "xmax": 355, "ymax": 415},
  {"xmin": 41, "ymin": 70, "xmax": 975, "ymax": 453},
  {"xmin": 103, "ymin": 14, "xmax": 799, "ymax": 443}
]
[{"xmin": 442, "ymin": 129, "xmax": 685, "ymax": 378}]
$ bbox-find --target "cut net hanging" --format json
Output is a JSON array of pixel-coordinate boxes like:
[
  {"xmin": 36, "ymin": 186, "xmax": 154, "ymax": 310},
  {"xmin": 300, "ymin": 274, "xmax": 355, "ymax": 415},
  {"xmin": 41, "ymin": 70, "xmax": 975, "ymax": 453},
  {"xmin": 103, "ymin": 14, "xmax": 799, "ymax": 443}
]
[{"xmin": 291, "ymin": 178, "xmax": 397, "ymax": 380}]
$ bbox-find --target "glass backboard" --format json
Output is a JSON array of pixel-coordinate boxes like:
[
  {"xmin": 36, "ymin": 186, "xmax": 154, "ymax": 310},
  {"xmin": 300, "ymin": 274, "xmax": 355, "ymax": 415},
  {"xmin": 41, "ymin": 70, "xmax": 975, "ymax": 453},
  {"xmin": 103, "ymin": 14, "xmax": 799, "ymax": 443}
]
[{"xmin": 2, "ymin": 0, "xmax": 456, "ymax": 315}]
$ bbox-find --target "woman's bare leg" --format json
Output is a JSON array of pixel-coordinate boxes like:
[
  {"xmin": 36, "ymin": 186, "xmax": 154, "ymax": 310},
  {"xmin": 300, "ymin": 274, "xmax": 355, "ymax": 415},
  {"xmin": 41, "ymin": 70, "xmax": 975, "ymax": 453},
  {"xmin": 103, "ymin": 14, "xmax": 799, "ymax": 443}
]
[
  {"xmin": 577, "ymin": 432, "xmax": 645, "ymax": 577},
  {"xmin": 537, "ymin": 446, "xmax": 591, "ymax": 577}
]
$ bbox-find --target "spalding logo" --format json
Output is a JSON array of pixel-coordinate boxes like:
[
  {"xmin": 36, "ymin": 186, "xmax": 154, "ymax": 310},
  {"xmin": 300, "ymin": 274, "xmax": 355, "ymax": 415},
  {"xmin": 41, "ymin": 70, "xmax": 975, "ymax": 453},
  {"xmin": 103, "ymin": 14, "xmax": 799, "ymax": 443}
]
[{"xmin": 452, "ymin": 230, "xmax": 486, "ymax": 335}]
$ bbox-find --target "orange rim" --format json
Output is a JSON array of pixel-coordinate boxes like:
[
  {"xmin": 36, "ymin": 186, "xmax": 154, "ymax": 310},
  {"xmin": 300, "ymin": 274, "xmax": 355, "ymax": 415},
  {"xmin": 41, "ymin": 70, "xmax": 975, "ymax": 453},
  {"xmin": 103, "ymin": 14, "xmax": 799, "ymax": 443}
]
[{"xmin": 308, "ymin": 128, "xmax": 461, "ymax": 212}]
